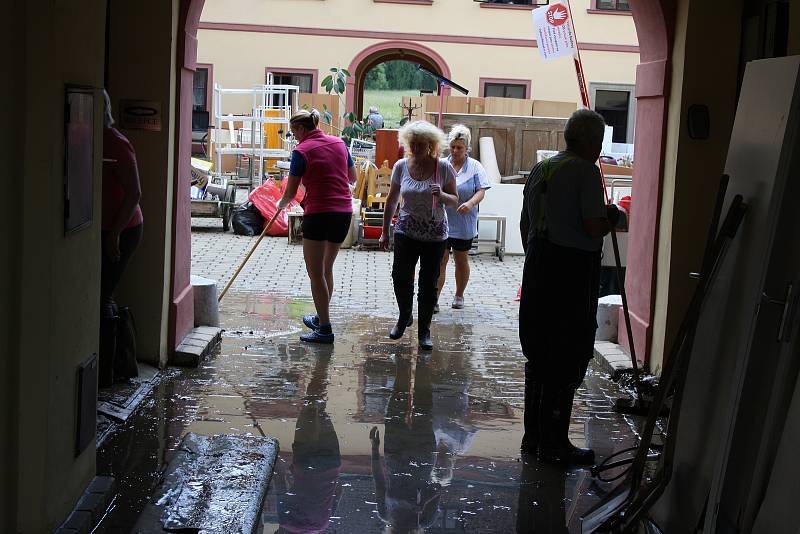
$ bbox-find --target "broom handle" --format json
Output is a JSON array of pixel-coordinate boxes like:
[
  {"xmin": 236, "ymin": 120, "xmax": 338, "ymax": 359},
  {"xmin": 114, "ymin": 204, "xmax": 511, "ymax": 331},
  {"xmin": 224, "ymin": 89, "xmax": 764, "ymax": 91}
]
[{"xmin": 218, "ymin": 208, "xmax": 284, "ymax": 302}]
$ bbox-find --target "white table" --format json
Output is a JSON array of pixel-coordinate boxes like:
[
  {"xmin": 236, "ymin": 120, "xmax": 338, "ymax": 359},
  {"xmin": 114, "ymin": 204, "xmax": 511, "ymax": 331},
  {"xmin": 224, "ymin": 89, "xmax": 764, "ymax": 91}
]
[{"xmin": 476, "ymin": 214, "xmax": 507, "ymax": 261}]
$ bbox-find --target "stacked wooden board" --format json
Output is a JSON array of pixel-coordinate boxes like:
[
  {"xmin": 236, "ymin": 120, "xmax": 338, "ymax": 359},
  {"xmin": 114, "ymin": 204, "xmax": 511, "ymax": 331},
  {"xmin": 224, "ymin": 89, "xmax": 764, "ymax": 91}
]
[
  {"xmin": 297, "ymin": 93, "xmax": 341, "ymax": 135},
  {"xmin": 401, "ymin": 95, "xmax": 576, "ymax": 120}
]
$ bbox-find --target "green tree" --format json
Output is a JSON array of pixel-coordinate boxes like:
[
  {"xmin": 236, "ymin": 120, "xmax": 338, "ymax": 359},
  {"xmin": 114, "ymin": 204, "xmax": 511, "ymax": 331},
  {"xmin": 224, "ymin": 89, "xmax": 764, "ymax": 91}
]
[
  {"xmin": 365, "ymin": 63, "xmax": 389, "ymax": 90},
  {"xmin": 376, "ymin": 60, "xmax": 438, "ymax": 91}
]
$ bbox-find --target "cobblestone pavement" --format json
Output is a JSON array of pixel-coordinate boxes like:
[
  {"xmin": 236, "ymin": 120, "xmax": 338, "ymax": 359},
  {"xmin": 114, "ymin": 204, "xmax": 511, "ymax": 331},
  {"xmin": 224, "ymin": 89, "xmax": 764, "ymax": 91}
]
[{"xmin": 191, "ymin": 218, "xmax": 525, "ymax": 328}]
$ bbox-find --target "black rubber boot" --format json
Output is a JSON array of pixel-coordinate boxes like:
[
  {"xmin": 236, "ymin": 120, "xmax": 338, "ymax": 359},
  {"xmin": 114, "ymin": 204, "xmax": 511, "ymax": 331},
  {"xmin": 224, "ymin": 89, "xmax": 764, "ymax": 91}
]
[
  {"xmin": 538, "ymin": 386, "xmax": 595, "ymax": 466},
  {"xmin": 99, "ymin": 316, "xmax": 118, "ymax": 388},
  {"xmin": 521, "ymin": 378, "xmax": 542, "ymax": 456},
  {"xmin": 389, "ymin": 314, "xmax": 414, "ymax": 340},
  {"xmin": 389, "ymin": 282, "xmax": 414, "ymax": 340},
  {"xmin": 417, "ymin": 302, "xmax": 434, "ymax": 351}
]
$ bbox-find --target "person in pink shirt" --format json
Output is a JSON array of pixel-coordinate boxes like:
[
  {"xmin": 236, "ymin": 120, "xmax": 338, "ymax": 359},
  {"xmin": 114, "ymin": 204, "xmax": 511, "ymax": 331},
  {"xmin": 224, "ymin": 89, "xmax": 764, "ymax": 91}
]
[
  {"xmin": 100, "ymin": 90, "xmax": 143, "ymax": 385},
  {"xmin": 277, "ymin": 109, "xmax": 357, "ymax": 343}
]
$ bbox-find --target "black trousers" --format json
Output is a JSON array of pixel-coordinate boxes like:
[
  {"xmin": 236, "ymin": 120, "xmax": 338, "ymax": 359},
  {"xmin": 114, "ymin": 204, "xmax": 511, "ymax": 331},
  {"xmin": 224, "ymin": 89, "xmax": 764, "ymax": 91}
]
[
  {"xmin": 519, "ymin": 237, "xmax": 601, "ymax": 388},
  {"xmin": 101, "ymin": 224, "xmax": 143, "ymax": 319},
  {"xmin": 391, "ymin": 233, "xmax": 446, "ymax": 321}
]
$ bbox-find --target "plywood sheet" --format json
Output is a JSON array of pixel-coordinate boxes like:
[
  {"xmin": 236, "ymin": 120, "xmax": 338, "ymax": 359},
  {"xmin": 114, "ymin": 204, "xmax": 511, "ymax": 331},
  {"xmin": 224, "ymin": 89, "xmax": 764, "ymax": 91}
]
[
  {"xmin": 469, "ymin": 97, "xmax": 486, "ymax": 115},
  {"xmin": 445, "ymin": 96, "xmax": 470, "ymax": 113},
  {"xmin": 521, "ymin": 129, "xmax": 554, "ymax": 172},
  {"xmin": 295, "ymin": 93, "xmax": 340, "ymax": 134},
  {"xmin": 600, "ymin": 163, "xmax": 633, "ymax": 176},
  {"xmin": 532, "ymin": 100, "xmax": 577, "ymax": 118},
  {"xmin": 401, "ymin": 96, "xmax": 425, "ymax": 122},
  {"xmin": 424, "ymin": 95, "xmax": 441, "ymax": 114},
  {"xmin": 484, "ymin": 97, "xmax": 533, "ymax": 116}
]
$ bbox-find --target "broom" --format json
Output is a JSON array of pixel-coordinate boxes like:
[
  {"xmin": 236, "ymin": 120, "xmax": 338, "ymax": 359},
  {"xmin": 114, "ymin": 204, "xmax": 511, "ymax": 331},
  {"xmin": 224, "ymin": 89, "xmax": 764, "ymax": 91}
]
[{"xmin": 218, "ymin": 208, "xmax": 284, "ymax": 302}]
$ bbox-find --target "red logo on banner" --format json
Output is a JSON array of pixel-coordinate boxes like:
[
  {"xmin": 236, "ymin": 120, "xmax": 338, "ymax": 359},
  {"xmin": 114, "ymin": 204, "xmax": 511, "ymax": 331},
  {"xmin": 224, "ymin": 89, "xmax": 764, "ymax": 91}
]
[{"xmin": 546, "ymin": 4, "xmax": 569, "ymax": 26}]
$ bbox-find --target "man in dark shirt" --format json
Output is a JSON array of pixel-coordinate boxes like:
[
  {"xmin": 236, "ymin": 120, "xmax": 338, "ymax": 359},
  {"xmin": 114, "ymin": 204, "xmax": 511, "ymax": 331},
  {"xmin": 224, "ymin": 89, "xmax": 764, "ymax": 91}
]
[{"xmin": 518, "ymin": 108, "xmax": 619, "ymax": 466}]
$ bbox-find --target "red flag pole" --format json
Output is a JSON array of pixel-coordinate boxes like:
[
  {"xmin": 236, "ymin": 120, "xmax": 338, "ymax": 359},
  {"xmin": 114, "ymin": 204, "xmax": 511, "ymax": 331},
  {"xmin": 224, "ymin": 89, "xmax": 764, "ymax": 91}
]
[
  {"xmin": 437, "ymin": 81, "xmax": 445, "ymax": 129},
  {"xmin": 561, "ymin": 0, "xmax": 643, "ymax": 390},
  {"xmin": 562, "ymin": 0, "xmax": 609, "ymax": 201}
]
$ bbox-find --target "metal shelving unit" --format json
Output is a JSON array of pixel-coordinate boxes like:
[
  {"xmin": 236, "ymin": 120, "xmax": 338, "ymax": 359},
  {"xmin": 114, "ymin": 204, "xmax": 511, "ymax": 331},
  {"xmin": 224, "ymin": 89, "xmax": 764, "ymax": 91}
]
[{"xmin": 211, "ymin": 78, "xmax": 299, "ymax": 193}]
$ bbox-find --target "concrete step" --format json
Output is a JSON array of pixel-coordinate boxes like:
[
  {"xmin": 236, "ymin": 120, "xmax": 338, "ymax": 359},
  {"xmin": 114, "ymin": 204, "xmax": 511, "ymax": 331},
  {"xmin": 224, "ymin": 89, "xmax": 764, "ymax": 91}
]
[
  {"xmin": 172, "ymin": 326, "xmax": 223, "ymax": 366},
  {"xmin": 593, "ymin": 341, "xmax": 634, "ymax": 379}
]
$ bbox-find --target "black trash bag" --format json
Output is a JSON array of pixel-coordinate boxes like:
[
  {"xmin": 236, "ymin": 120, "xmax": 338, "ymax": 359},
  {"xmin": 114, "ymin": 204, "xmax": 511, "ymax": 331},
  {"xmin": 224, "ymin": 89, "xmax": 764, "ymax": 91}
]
[
  {"xmin": 114, "ymin": 307, "xmax": 139, "ymax": 380},
  {"xmin": 232, "ymin": 201, "xmax": 265, "ymax": 236}
]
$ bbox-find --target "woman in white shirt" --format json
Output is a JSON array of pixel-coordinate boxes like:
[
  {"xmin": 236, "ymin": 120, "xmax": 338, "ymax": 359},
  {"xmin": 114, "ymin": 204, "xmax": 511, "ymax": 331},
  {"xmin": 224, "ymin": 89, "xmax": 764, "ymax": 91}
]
[{"xmin": 436, "ymin": 125, "xmax": 492, "ymax": 311}]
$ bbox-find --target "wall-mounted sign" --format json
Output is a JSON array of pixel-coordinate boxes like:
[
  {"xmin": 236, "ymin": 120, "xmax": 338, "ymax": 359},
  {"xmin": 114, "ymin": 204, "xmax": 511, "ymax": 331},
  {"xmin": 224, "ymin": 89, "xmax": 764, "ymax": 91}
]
[{"xmin": 119, "ymin": 99, "xmax": 162, "ymax": 131}]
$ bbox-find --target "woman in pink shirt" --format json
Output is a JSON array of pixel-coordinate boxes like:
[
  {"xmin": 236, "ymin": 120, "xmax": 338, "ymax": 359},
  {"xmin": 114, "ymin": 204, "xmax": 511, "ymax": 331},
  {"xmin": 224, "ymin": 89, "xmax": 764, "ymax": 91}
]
[
  {"xmin": 277, "ymin": 109, "xmax": 357, "ymax": 343},
  {"xmin": 100, "ymin": 90, "xmax": 143, "ymax": 385}
]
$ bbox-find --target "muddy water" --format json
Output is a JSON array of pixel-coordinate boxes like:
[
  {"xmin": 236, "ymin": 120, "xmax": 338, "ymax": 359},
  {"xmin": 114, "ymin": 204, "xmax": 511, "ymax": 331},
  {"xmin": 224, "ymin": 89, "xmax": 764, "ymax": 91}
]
[{"xmin": 97, "ymin": 292, "xmax": 640, "ymax": 533}]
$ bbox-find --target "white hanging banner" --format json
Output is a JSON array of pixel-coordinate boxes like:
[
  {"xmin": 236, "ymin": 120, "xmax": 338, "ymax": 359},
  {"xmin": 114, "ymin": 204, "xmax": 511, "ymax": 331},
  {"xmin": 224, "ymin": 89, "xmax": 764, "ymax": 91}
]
[{"xmin": 532, "ymin": 2, "xmax": 577, "ymax": 61}]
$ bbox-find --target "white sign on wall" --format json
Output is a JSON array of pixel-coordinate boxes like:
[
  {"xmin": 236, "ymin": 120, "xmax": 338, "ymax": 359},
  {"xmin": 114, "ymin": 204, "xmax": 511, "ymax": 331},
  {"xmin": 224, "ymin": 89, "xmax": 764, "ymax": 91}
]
[
  {"xmin": 532, "ymin": 3, "xmax": 577, "ymax": 61},
  {"xmin": 119, "ymin": 100, "xmax": 162, "ymax": 131}
]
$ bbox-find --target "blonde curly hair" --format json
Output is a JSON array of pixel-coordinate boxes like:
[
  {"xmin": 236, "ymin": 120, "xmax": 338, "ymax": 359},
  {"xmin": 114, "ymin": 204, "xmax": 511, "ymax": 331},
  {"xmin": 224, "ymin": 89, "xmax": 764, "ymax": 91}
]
[{"xmin": 398, "ymin": 120, "xmax": 446, "ymax": 158}]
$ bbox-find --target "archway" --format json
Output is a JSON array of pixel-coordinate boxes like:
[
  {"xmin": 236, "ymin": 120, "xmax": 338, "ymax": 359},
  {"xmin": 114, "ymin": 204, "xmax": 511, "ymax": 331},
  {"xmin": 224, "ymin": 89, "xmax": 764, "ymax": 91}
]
[
  {"xmin": 170, "ymin": 0, "xmax": 206, "ymax": 352},
  {"xmin": 175, "ymin": 3, "xmax": 672, "ymax": 368},
  {"xmin": 363, "ymin": 60, "xmax": 439, "ymax": 128},
  {"xmin": 619, "ymin": 0, "xmax": 673, "ymax": 365},
  {"xmin": 346, "ymin": 41, "xmax": 453, "ymax": 121}
]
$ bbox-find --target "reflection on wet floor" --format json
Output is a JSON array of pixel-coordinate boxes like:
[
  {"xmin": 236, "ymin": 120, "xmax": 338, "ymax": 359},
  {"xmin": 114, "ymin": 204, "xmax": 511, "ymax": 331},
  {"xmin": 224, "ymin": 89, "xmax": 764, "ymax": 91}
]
[{"xmin": 97, "ymin": 292, "xmax": 640, "ymax": 533}]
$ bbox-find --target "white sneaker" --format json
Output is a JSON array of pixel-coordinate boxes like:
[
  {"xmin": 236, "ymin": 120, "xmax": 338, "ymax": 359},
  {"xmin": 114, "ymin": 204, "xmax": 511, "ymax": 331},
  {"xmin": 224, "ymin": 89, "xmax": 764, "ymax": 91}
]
[{"xmin": 452, "ymin": 296, "xmax": 464, "ymax": 309}]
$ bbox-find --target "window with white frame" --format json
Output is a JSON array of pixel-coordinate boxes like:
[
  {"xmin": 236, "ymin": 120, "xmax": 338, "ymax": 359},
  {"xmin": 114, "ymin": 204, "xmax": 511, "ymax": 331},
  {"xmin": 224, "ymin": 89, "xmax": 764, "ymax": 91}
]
[{"xmin": 589, "ymin": 83, "xmax": 636, "ymax": 144}]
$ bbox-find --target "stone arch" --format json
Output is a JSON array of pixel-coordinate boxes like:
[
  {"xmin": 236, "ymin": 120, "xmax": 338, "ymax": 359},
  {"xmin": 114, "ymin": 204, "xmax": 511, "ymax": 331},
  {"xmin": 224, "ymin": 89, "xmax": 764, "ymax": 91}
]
[
  {"xmin": 620, "ymin": 0, "xmax": 673, "ymax": 365},
  {"xmin": 346, "ymin": 41, "xmax": 453, "ymax": 120}
]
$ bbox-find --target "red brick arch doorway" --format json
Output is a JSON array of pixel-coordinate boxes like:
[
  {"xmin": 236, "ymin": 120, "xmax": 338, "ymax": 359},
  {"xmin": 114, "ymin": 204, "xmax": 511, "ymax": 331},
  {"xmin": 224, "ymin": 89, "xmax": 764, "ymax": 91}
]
[{"xmin": 346, "ymin": 41, "xmax": 453, "ymax": 121}]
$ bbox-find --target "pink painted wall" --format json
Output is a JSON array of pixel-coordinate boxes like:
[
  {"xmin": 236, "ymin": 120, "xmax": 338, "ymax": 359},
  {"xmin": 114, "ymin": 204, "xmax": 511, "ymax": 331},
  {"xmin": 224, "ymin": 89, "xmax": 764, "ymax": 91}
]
[
  {"xmin": 170, "ymin": 0, "xmax": 205, "ymax": 352},
  {"xmin": 618, "ymin": 0, "xmax": 673, "ymax": 365}
]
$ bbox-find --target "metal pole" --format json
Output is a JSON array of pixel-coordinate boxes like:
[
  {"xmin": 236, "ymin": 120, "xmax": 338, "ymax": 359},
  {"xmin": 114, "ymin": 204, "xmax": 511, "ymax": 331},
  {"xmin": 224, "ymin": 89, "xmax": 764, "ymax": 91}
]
[{"xmin": 437, "ymin": 81, "xmax": 445, "ymax": 129}]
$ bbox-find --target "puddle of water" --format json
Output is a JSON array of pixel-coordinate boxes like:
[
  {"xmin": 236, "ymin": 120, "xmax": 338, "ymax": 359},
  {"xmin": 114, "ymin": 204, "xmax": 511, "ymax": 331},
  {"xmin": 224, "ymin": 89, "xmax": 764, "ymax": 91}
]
[{"xmin": 97, "ymin": 291, "xmax": 643, "ymax": 533}]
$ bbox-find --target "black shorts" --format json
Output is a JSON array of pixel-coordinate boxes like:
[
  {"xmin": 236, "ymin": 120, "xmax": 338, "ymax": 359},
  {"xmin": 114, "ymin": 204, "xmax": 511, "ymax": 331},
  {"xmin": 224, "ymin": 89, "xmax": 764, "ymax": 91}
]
[
  {"xmin": 447, "ymin": 236, "xmax": 474, "ymax": 252},
  {"xmin": 302, "ymin": 212, "xmax": 352, "ymax": 243}
]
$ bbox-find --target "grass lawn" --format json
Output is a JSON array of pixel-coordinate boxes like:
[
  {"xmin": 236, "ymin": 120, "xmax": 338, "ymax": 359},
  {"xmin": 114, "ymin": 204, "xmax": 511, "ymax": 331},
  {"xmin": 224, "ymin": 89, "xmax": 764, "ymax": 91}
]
[{"xmin": 363, "ymin": 89, "xmax": 425, "ymax": 128}]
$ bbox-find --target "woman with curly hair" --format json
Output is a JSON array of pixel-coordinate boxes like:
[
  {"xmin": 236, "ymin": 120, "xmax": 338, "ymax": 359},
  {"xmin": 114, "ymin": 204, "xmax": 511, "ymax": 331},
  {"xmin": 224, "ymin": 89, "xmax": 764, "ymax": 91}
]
[{"xmin": 379, "ymin": 121, "xmax": 458, "ymax": 350}]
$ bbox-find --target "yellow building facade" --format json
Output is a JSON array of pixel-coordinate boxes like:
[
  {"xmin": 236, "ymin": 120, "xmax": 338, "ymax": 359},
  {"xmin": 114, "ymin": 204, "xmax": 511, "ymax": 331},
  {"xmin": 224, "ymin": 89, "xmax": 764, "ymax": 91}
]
[{"xmin": 197, "ymin": 0, "xmax": 640, "ymax": 138}]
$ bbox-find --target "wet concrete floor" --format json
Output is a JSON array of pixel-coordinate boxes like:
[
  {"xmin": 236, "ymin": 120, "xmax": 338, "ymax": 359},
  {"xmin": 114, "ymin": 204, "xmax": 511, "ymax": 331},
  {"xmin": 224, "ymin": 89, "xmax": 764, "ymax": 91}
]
[{"xmin": 97, "ymin": 292, "xmax": 640, "ymax": 533}]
